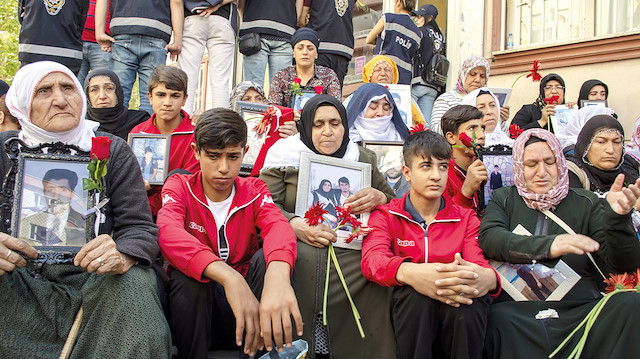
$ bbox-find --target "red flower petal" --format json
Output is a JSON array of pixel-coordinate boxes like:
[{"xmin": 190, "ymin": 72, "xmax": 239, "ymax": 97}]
[
  {"xmin": 293, "ymin": 77, "xmax": 302, "ymax": 85},
  {"xmin": 410, "ymin": 123, "xmax": 426, "ymax": 134},
  {"xmin": 314, "ymin": 86, "xmax": 324, "ymax": 95},
  {"xmin": 459, "ymin": 132, "xmax": 473, "ymax": 148},
  {"xmin": 603, "ymin": 272, "xmax": 635, "ymax": 293},
  {"xmin": 90, "ymin": 136, "xmax": 112, "ymax": 161},
  {"xmin": 544, "ymin": 95, "xmax": 560, "ymax": 104},
  {"xmin": 304, "ymin": 202, "xmax": 329, "ymax": 226},
  {"xmin": 509, "ymin": 123, "xmax": 524, "ymax": 139}
]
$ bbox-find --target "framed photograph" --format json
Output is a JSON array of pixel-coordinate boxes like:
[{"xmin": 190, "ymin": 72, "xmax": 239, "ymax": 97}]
[
  {"xmin": 550, "ymin": 105, "xmax": 577, "ymax": 135},
  {"xmin": 128, "ymin": 134, "xmax": 171, "ymax": 185},
  {"xmin": 580, "ymin": 100, "xmax": 608, "ymax": 108},
  {"xmin": 0, "ymin": 139, "xmax": 96, "ymax": 264},
  {"xmin": 490, "ymin": 259, "xmax": 581, "ymax": 301},
  {"xmin": 362, "ymin": 140, "xmax": 407, "ymax": 198},
  {"xmin": 291, "ymin": 89, "xmax": 319, "ymax": 113},
  {"xmin": 295, "ymin": 153, "xmax": 371, "ymax": 250},
  {"xmin": 478, "ymin": 145, "xmax": 513, "ymax": 214},
  {"xmin": 385, "ymin": 84, "xmax": 412, "ymax": 127},
  {"xmin": 488, "ymin": 87, "xmax": 513, "ymax": 107}
]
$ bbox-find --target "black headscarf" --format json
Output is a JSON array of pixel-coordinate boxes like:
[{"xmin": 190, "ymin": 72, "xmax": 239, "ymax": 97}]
[
  {"xmin": 573, "ymin": 115, "xmax": 637, "ymax": 192},
  {"xmin": 299, "ymin": 94, "xmax": 350, "ymax": 158},
  {"xmin": 577, "ymin": 79, "xmax": 608, "ymax": 108},
  {"xmin": 84, "ymin": 69, "xmax": 149, "ymax": 140},
  {"xmin": 534, "ymin": 73, "xmax": 566, "ymax": 110}
]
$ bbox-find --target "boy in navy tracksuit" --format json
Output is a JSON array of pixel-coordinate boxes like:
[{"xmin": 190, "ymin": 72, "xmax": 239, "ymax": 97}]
[
  {"xmin": 362, "ymin": 130, "xmax": 499, "ymax": 359},
  {"xmin": 157, "ymin": 108, "xmax": 302, "ymax": 358}
]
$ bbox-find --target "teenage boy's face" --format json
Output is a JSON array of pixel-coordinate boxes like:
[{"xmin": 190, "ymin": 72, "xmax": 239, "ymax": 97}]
[
  {"xmin": 402, "ymin": 155, "xmax": 448, "ymax": 201},
  {"xmin": 148, "ymin": 83, "xmax": 187, "ymax": 123},
  {"xmin": 192, "ymin": 143, "xmax": 247, "ymax": 202},
  {"xmin": 446, "ymin": 118, "xmax": 486, "ymax": 152}
]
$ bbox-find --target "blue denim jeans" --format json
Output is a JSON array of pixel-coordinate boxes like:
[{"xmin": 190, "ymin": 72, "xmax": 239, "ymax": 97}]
[
  {"xmin": 411, "ymin": 84, "xmax": 438, "ymax": 127},
  {"xmin": 77, "ymin": 41, "xmax": 112, "ymax": 86},
  {"xmin": 111, "ymin": 34, "xmax": 168, "ymax": 115},
  {"xmin": 243, "ymin": 37, "xmax": 293, "ymax": 88}
]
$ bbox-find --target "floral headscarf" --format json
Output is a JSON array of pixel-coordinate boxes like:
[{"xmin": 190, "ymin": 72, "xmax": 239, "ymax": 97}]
[
  {"xmin": 513, "ymin": 128, "xmax": 569, "ymax": 211},
  {"xmin": 229, "ymin": 81, "xmax": 265, "ymax": 110},
  {"xmin": 362, "ymin": 55, "xmax": 399, "ymax": 84},
  {"xmin": 626, "ymin": 117, "xmax": 640, "ymax": 163},
  {"xmin": 455, "ymin": 55, "xmax": 490, "ymax": 96}
]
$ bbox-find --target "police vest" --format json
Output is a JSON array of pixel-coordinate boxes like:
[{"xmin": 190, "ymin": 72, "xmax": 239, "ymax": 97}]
[
  {"xmin": 374, "ymin": 13, "xmax": 421, "ymax": 85},
  {"xmin": 110, "ymin": 0, "xmax": 173, "ymax": 43},
  {"xmin": 240, "ymin": 0, "xmax": 297, "ymax": 40},
  {"xmin": 308, "ymin": 0, "xmax": 356, "ymax": 59}
]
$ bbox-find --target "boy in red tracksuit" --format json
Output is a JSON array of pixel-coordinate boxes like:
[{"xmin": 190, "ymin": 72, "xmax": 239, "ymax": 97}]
[
  {"xmin": 361, "ymin": 130, "xmax": 499, "ymax": 359},
  {"xmin": 130, "ymin": 65, "xmax": 200, "ymax": 215},
  {"xmin": 157, "ymin": 108, "xmax": 302, "ymax": 359},
  {"xmin": 441, "ymin": 105, "xmax": 488, "ymax": 211}
]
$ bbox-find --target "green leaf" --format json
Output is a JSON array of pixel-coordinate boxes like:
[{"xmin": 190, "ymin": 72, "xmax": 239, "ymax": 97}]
[{"xmin": 99, "ymin": 163, "xmax": 108, "ymax": 178}]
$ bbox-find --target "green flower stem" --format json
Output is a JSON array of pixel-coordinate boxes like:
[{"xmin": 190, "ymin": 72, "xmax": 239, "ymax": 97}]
[
  {"xmin": 510, "ymin": 73, "xmax": 526, "ymax": 88},
  {"xmin": 328, "ymin": 244, "xmax": 365, "ymax": 338},
  {"xmin": 323, "ymin": 244, "xmax": 331, "ymax": 326}
]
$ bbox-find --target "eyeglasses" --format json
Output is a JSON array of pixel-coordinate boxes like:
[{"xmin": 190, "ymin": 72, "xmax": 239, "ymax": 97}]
[{"xmin": 544, "ymin": 85, "xmax": 565, "ymax": 91}]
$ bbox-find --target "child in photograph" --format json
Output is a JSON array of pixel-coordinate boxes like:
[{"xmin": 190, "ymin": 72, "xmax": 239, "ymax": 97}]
[
  {"xmin": 441, "ymin": 105, "xmax": 487, "ymax": 211},
  {"xmin": 489, "ymin": 164, "xmax": 503, "ymax": 194},
  {"xmin": 362, "ymin": 130, "xmax": 499, "ymax": 359},
  {"xmin": 140, "ymin": 146, "xmax": 159, "ymax": 182},
  {"xmin": 130, "ymin": 66, "xmax": 200, "ymax": 215},
  {"xmin": 157, "ymin": 108, "xmax": 301, "ymax": 358}
]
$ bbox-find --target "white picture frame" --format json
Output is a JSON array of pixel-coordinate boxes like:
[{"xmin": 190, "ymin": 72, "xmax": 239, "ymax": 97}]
[
  {"xmin": 488, "ymin": 87, "xmax": 513, "ymax": 107},
  {"xmin": 384, "ymin": 83, "xmax": 412, "ymax": 128}
]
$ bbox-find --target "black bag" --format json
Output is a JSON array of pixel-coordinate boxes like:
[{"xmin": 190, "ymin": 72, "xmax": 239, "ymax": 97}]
[
  {"xmin": 417, "ymin": 29, "xmax": 449, "ymax": 88},
  {"xmin": 238, "ymin": 32, "xmax": 261, "ymax": 56}
]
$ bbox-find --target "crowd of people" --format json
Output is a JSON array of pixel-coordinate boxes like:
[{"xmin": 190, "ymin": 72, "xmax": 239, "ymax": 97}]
[{"xmin": 2, "ymin": 1, "xmax": 639, "ymax": 359}]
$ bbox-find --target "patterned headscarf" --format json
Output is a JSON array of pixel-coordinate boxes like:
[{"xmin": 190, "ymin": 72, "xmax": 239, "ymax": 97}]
[
  {"xmin": 229, "ymin": 81, "xmax": 265, "ymax": 109},
  {"xmin": 362, "ymin": 55, "xmax": 399, "ymax": 84},
  {"xmin": 625, "ymin": 117, "xmax": 640, "ymax": 163},
  {"xmin": 455, "ymin": 55, "xmax": 490, "ymax": 96},
  {"xmin": 513, "ymin": 128, "xmax": 569, "ymax": 211}
]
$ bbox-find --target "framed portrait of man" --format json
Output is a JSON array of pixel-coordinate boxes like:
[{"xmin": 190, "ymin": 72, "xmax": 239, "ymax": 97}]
[
  {"xmin": 363, "ymin": 140, "xmax": 407, "ymax": 198},
  {"xmin": 477, "ymin": 145, "xmax": 514, "ymax": 214}
]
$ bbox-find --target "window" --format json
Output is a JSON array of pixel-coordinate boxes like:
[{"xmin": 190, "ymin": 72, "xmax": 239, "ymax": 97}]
[{"xmin": 506, "ymin": 0, "xmax": 639, "ymax": 50}]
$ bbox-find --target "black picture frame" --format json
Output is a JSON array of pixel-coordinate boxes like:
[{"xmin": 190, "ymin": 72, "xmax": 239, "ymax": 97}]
[
  {"xmin": 128, "ymin": 134, "xmax": 171, "ymax": 185},
  {"xmin": 0, "ymin": 138, "xmax": 95, "ymax": 264},
  {"xmin": 291, "ymin": 88, "xmax": 319, "ymax": 113},
  {"xmin": 477, "ymin": 145, "xmax": 513, "ymax": 216}
]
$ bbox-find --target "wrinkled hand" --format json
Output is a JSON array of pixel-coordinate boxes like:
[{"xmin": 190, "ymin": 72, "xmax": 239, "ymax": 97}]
[
  {"xmin": 96, "ymin": 33, "xmax": 116, "ymax": 52},
  {"xmin": 165, "ymin": 42, "xmax": 182, "ymax": 62},
  {"xmin": 259, "ymin": 262, "xmax": 303, "ymax": 352},
  {"xmin": 343, "ymin": 187, "xmax": 387, "ymax": 214},
  {"xmin": 461, "ymin": 159, "xmax": 487, "ymax": 198},
  {"xmin": 499, "ymin": 105, "xmax": 510, "ymax": 123},
  {"xmin": 606, "ymin": 174, "xmax": 640, "ymax": 215},
  {"xmin": 278, "ymin": 120, "xmax": 298, "ymax": 138},
  {"xmin": 74, "ymin": 234, "xmax": 137, "ymax": 275},
  {"xmin": 290, "ymin": 217, "xmax": 336, "ymax": 248},
  {"xmin": 397, "ymin": 261, "xmax": 476, "ymax": 307},
  {"xmin": 435, "ymin": 253, "xmax": 496, "ymax": 298},
  {"xmin": 0, "ymin": 233, "xmax": 38, "ymax": 276},
  {"xmin": 549, "ymin": 233, "xmax": 599, "ymax": 258}
]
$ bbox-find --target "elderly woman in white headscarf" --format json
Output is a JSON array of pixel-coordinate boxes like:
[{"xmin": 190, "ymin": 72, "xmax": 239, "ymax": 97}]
[
  {"xmin": 0, "ymin": 61, "xmax": 170, "ymax": 358},
  {"xmin": 461, "ymin": 87, "xmax": 513, "ymax": 147}
]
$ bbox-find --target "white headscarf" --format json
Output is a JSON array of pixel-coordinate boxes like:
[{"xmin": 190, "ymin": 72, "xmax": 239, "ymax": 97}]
[
  {"xmin": 556, "ymin": 106, "xmax": 616, "ymax": 149},
  {"xmin": 461, "ymin": 87, "xmax": 513, "ymax": 147},
  {"xmin": 349, "ymin": 94, "xmax": 402, "ymax": 142},
  {"xmin": 5, "ymin": 61, "xmax": 99, "ymax": 151}
]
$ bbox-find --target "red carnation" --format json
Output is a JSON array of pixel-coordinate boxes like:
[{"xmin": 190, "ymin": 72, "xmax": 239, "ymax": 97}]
[
  {"xmin": 90, "ymin": 136, "xmax": 112, "ymax": 161},
  {"xmin": 459, "ymin": 132, "xmax": 474, "ymax": 148},
  {"xmin": 544, "ymin": 95, "xmax": 560, "ymax": 105},
  {"xmin": 293, "ymin": 77, "xmax": 302, "ymax": 85},
  {"xmin": 604, "ymin": 273, "xmax": 635, "ymax": 293},
  {"xmin": 314, "ymin": 86, "xmax": 324, "ymax": 95},
  {"xmin": 526, "ymin": 60, "xmax": 542, "ymax": 82},
  {"xmin": 410, "ymin": 123, "xmax": 426, "ymax": 134},
  {"xmin": 304, "ymin": 202, "xmax": 329, "ymax": 226},
  {"xmin": 345, "ymin": 229, "xmax": 362, "ymax": 244},
  {"xmin": 509, "ymin": 123, "xmax": 524, "ymax": 139}
]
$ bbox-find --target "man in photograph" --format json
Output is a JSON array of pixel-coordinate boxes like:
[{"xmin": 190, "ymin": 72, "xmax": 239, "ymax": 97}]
[
  {"xmin": 20, "ymin": 169, "xmax": 85, "ymax": 246},
  {"xmin": 489, "ymin": 164, "xmax": 503, "ymax": 194},
  {"xmin": 335, "ymin": 176, "xmax": 354, "ymax": 205},
  {"xmin": 384, "ymin": 164, "xmax": 410, "ymax": 198}
]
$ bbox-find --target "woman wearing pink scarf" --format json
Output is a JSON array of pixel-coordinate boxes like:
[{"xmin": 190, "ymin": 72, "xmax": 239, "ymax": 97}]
[{"xmin": 478, "ymin": 128, "xmax": 640, "ymax": 358}]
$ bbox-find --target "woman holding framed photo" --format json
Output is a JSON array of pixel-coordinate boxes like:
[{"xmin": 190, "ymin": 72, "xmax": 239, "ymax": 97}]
[{"xmin": 259, "ymin": 95, "xmax": 396, "ymax": 359}]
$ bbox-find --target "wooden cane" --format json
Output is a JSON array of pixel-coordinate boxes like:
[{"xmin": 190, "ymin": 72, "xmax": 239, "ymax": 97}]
[{"xmin": 59, "ymin": 307, "xmax": 83, "ymax": 359}]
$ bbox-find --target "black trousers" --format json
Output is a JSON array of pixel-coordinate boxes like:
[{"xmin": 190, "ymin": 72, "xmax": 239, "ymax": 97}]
[
  {"xmin": 168, "ymin": 250, "xmax": 269, "ymax": 359},
  {"xmin": 316, "ymin": 53, "xmax": 350, "ymax": 88},
  {"xmin": 391, "ymin": 285, "xmax": 491, "ymax": 359}
]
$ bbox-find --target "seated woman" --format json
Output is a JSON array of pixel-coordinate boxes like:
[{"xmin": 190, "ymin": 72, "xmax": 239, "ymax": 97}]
[
  {"xmin": 83, "ymin": 69, "xmax": 150, "ymax": 140},
  {"xmin": 0, "ymin": 61, "xmax": 169, "ymax": 357},
  {"xmin": 259, "ymin": 95, "xmax": 397, "ymax": 359},
  {"xmin": 343, "ymin": 55, "xmax": 425, "ymax": 125},
  {"xmin": 565, "ymin": 114, "xmax": 639, "ymax": 193},
  {"xmin": 479, "ymin": 128, "xmax": 640, "ymax": 359},
  {"xmin": 461, "ymin": 87, "xmax": 513, "ymax": 147},
  {"xmin": 346, "ymin": 83, "xmax": 409, "ymax": 143},
  {"xmin": 556, "ymin": 106, "xmax": 616, "ymax": 149},
  {"xmin": 511, "ymin": 73, "xmax": 575, "ymax": 132},
  {"xmin": 268, "ymin": 28, "xmax": 341, "ymax": 108},
  {"xmin": 577, "ymin": 79, "xmax": 608, "ymax": 108},
  {"xmin": 229, "ymin": 80, "xmax": 266, "ymax": 109},
  {"xmin": 431, "ymin": 55, "xmax": 509, "ymax": 134}
]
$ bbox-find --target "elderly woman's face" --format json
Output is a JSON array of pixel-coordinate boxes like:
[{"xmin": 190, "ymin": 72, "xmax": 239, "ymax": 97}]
[
  {"xmin": 370, "ymin": 62, "xmax": 393, "ymax": 84},
  {"xmin": 588, "ymin": 85, "xmax": 607, "ymax": 101},
  {"xmin": 30, "ymin": 72, "xmax": 82, "ymax": 132},
  {"xmin": 293, "ymin": 40, "xmax": 317, "ymax": 68},
  {"xmin": 311, "ymin": 105, "xmax": 344, "ymax": 155},
  {"xmin": 464, "ymin": 66, "xmax": 487, "ymax": 93},
  {"xmin": 241, "ymin": 88, "xmax": 265, "ymax": 104},
  {"xmin": 87, "ymin": 75, "xmax": 117, "ymax": 108},
  {"xmin": 523, "ymin": 141, "xmax": 559, "ymax": 194},
  {"xmin": 586, "ymin": 130, "xmax": 623, "ymax": 171},
  {"xmin": 543, "ymin": 80, "xmax": 565, "ymax": 103},
  {"xmin": 364, "ymin": 97, "xmax": 391, "ymax": 118},
  {"xmin": 476, "ymin": 93, "xmax": 499, "ymax": 132}
]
